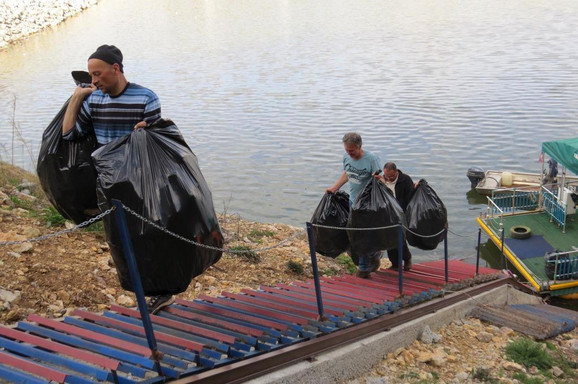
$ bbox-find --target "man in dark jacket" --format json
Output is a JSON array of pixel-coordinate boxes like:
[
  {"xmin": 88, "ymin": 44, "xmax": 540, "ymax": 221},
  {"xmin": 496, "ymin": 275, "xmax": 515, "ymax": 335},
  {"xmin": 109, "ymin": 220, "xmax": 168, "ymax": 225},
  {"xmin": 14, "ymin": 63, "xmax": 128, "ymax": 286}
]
[{"xmin": 379, "ymin": 162, "xmax": 415, "ymax": 270}]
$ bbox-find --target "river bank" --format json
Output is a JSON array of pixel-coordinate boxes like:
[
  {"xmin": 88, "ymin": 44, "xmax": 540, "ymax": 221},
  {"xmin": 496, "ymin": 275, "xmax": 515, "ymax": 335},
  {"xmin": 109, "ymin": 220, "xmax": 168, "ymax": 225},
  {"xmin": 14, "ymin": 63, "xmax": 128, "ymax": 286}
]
[
  {"xmin": 1, "ymin": 161, "xmax": 577, "ymax": 383},
  {"xmin": 0, "ymin": 0, "xmax": 98, "ymax": 49}
]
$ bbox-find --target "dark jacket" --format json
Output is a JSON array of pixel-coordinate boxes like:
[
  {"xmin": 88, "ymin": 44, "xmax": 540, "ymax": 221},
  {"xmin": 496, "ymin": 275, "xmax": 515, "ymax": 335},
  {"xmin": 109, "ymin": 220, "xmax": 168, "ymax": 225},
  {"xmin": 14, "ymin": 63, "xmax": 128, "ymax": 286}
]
[{"xmin": 393, "ymin": 170, "xmax": 414, "ymax": 211}]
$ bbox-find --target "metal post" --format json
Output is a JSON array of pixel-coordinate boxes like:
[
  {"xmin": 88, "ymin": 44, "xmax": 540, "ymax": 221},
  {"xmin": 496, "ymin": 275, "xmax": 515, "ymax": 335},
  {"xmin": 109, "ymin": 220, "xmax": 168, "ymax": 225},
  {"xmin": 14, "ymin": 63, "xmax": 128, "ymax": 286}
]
[
  {"xmin": 397, "ymin": 224, "xmax": 403, "ymax": 295},
  {"xmin": 444, "ymin": 229, "xmax": 449, "ymax": 283},
  {"xmin": 111, "ymin": 200, "xmax": 163, "ymax": 375},
  {"xmin": 306, "ymin": 222, "xmax": 325, "ymax": 320},
  {"xmin": 476, "ymin": 228, "xmax": 481, "ymax": 276},
  {"xmin": 499, "ymin": 227, "xmax": 506, "ymax": 270}
]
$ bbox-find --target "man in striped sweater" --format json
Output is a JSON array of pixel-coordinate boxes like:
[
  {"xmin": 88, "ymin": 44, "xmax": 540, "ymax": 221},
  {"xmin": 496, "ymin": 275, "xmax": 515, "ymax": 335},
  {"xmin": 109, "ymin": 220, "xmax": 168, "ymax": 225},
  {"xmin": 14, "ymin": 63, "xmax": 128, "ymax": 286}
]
[
  {"xmin": 62, "ymin": 44, "xmax": 161, "ymax": 145},
  {"xmin": 63, "ymin": 45, "xmax": 172, "ymax": 314}
]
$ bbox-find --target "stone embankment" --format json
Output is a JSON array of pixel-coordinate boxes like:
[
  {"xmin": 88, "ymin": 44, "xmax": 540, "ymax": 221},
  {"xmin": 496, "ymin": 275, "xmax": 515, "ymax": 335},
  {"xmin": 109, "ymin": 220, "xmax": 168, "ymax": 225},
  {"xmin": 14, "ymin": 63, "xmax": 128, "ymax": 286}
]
[{"xmin": 0, "ymin": 0, "xmax": 98, "ymax": 49}]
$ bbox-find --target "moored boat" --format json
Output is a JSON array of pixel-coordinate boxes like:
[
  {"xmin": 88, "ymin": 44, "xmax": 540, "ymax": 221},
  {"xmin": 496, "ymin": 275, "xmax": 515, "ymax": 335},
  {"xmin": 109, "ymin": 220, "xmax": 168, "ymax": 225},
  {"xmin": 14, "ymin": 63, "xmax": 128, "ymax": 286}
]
[{"xmin": 476, "ymin": 137, "xmax": 578, "ymax": 299}]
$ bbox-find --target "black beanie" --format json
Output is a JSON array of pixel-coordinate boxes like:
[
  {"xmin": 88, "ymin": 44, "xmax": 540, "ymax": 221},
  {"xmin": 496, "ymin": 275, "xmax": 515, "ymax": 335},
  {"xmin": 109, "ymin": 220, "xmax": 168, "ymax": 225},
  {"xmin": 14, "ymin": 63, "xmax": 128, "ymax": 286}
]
[{"xmin": 88, "ymin": 45, "xmax": 124, "ymax": 72}]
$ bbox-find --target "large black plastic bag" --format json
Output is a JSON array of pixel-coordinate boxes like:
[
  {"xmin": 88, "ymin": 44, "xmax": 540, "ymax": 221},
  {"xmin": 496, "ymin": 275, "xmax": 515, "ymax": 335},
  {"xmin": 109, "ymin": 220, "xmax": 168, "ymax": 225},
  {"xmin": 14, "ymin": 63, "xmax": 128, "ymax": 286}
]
[
  {"xmin": 310, "ymin": 191, "xmax": 350, "ymax": 258},
  {"xmin": 405, "ymin": 179, "xmax": 448, "ymax": 250},
  {"xmin": 347, "ymin": 178, "xmax": 406, "ymax": 256},
  {"xmin": 92, "ymin": 119, "xmax": 223, "ymax": 296},
  {"xmin": 36, "ymin": 98, "xmax": 99, "ymax": 224}
]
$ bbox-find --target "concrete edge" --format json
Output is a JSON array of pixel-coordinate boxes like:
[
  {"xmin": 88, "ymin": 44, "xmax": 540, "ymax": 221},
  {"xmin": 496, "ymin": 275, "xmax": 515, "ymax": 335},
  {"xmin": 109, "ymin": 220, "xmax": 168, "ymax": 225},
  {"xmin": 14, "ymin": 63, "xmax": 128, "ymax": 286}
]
[{"xmin": 247, "ymin": 284, "xmax": 542, "ymax": 384}]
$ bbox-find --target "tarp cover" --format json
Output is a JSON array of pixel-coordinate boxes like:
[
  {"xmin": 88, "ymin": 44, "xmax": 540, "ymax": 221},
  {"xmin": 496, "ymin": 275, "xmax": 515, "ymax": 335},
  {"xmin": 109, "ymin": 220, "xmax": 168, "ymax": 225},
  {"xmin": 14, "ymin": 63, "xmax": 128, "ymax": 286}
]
[
  {"xmin": 542, "ymin": 137, "xmax": 578, "ymax": 175},
  {"xmin": 92, "ymin": 120, "xmax": 223, "ymax": 295},
  {"xmin": 347, "ymin": 178, "xmax": 405, "ymax": 256},
  {"xmin": 36, "ymin": 98, "xmax": 99, "ymax": 224},
  {"xmin": 405, "ymin": 179, "xmax": 448, "ymax": 250},
  {"xmin": 310, "ymin": 191, "xmax": 350, "ymax": 258}
]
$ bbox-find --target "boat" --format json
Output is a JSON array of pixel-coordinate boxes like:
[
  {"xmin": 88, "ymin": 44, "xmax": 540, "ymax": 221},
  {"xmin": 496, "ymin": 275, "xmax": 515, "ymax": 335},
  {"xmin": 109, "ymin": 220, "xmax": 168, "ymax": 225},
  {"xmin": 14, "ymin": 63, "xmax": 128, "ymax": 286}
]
[
  {"xmin": 476, "ymin": 137, "xmax": 578, "ymax": 300},
  {"xmin": 467, "ymin": 167, "xmax": 578, "ymax": 196}
]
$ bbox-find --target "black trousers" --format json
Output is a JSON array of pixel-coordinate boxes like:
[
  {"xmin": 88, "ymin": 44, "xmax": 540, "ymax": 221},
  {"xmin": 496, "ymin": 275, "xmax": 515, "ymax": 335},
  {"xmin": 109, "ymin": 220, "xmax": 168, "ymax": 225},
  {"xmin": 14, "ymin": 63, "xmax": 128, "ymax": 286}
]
[{"xmin": 387, "ymin": 241, "xmax": 412, "ymax": 268}]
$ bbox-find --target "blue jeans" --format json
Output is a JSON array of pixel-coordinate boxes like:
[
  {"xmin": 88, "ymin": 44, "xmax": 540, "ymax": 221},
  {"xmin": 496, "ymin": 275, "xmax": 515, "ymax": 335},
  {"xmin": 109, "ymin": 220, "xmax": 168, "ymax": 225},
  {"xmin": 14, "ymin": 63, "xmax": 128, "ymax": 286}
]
[{"xmin": 358, "ymin": 251, "xmax": 381, "ymax": 272}]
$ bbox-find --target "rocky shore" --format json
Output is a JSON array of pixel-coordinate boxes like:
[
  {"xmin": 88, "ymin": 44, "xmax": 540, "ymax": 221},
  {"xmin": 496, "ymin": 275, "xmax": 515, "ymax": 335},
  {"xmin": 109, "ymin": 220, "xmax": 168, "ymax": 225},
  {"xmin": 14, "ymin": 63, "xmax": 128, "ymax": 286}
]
[{"xmin": 0, "ymin": 0, "xmax": 98, "ymax": 49}]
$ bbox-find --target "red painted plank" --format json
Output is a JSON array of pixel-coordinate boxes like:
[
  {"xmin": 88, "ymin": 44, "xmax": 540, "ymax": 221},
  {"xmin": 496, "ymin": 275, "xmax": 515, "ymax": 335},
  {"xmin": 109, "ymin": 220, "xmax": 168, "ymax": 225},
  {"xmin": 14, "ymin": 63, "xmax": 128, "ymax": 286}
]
[
  {"xmin": 320, "ymin": 277, "xmax": 399, "ymax": 299},
  {"xmin": 175, "ymin": 298, "xmax": 289, "ymax": 331},
  {"xmin": 272, "ymin": 284, "xmax": 365, "ymax": 310},
  {"xmin": 0, "ymin": 326, "xmax": 119, "ymax": 370},
  {"xmin": 110, "ymin": 305, "xmax": 236, "ymax": 344},
  {"xmin": 27, "ymin": 314, "xmax": 151, "ymax": 357},
  {"xmin": 259, "ymin": 285, "xmax": 357, "ymax": 312},
  {"xmin": 198, "ymin": 295, "xmax": 309, "ymax": 325},
  {"xmin": 165, "ymin": 306, "xmax": 263, "ymax": 337},
  {"xmin": 0, "ymin": 349, "xmax": 67, "ymax": 382},
  {"xmin": 221, "ymin": 292, "xmax": 318, "ymax": 319},
  {"xmin": 72, "ymin": 310, "xmax": 204, "ymax": 352},
  {"xmin": 240, "ymin": 290, "xmax": 344, "ymax": 317},
  {"xmin": 292, "ymin": 281, "xmax": 383, "ymax": 304}
]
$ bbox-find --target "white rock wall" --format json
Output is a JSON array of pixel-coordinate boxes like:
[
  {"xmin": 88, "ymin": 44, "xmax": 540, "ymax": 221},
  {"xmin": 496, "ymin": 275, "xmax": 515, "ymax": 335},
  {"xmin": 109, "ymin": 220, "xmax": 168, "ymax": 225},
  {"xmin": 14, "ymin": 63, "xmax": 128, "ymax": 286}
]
[{"xmin": 0, "ymin": 0, "xmax": 99, "ymax": 49}]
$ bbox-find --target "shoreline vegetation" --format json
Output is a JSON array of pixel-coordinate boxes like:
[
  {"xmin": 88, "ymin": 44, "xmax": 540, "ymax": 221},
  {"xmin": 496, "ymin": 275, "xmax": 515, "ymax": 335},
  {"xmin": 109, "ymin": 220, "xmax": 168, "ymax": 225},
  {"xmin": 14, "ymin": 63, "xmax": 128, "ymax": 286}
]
[
  {"xmin": 0, "ymin": 0, "xmax": 98, "ymax": 49},
  {"xmin": 1, "ymin": 4, "xmax": 577, "ymax": 383}
]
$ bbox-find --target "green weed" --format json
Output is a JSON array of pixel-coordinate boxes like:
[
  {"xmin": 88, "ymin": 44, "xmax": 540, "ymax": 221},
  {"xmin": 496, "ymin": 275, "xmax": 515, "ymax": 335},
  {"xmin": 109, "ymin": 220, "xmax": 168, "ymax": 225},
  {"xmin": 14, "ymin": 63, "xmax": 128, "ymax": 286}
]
[
  {"xmin": 287, "ymin": 260, "xmax": 304, "ymax": 275},
  {"xmin": 336, "ymin": 253, "xmax": 356, "ymax": 274},
  {"xmin": 505, "ymin": 338, "xmax": 553, "ymax": 370},
  {"xmin": 229, "ymin": 245, "xmax": 260, "ymax": 263}
]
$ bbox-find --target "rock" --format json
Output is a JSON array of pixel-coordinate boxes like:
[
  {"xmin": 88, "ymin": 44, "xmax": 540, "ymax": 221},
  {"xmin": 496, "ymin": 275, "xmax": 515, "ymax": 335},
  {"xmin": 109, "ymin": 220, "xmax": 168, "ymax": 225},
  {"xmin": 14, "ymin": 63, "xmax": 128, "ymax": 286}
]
[
  {"xmin": 552, "ymin": 366, "xmax": 564, "ymax": 377},
  {"xmin": 476, "ymin": 331, "xmax": 494, "ymax": 343},
  {"xmin": 455, "ymin": 371, "xmax": 469, "ymax": 381},
  {"xmin": 502, "ymin": 361, "xmax": 525, "ymax": 372},
  {"xmin": 117, "ymin": 295, "xmax": 135, "ymax": 307},
  {"xmin": 13, "ymin": 242, "xmax": 33, "ymax": 253},
  {"xmin": 420, "ymin": 325, "xmax": 442, "ymax": 344}
]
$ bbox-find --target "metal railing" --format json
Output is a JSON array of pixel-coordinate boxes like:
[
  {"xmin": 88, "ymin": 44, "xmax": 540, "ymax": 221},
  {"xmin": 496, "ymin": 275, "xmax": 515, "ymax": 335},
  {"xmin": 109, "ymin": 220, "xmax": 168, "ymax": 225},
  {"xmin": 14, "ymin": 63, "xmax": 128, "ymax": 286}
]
[{"xmin": 545, "ymin": 249, "xmax": 578, "ymax": 282}]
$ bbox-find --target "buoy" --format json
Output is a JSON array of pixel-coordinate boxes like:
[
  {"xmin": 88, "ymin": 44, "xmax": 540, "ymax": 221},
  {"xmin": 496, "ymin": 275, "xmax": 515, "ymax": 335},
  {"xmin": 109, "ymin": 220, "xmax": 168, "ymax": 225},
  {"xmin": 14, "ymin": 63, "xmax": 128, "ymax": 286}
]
[{"xmin": 501, "ymin": 172, "xmax": 513, "ymax": 187}]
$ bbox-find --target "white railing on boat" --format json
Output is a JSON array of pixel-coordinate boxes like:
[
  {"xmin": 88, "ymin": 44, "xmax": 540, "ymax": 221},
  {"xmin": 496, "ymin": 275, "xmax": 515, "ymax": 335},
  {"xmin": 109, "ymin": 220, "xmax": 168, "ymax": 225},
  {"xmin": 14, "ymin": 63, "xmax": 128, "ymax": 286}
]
[{"xmin": 546, "ymin": 249, "xmax": 578, "ymax": 282}]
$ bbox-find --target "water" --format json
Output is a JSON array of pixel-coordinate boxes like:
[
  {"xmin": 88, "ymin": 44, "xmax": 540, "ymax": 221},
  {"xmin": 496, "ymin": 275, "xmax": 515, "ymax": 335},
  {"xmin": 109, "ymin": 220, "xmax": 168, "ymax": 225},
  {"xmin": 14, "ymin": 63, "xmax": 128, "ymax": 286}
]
[{"xmin": 1, "ymin": 0, "xmax": 578, "ymax": 263}]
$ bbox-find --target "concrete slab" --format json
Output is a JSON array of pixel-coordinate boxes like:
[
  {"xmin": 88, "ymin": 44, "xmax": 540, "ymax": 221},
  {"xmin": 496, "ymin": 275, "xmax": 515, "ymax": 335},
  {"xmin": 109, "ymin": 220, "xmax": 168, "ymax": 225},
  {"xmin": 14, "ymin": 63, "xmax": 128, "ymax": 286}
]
[{"xmin": 246, "ymin": 284, "xmax": 543, "ymax": 384}]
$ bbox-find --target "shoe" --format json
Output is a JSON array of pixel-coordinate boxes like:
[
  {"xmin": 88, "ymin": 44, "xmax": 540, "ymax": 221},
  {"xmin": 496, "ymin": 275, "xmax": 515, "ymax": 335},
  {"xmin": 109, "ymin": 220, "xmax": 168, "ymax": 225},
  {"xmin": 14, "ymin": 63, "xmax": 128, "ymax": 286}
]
[
  {"xmin": 404, "ymin": 260, "xmax": 412, "ymax": 271},
  {"xmin": 146, "ymin": 294, "xmax": 175, "ymax": 315},
  {"xmin": 388, "ymin": 265, "xmax": 398, "ymax": 271},
  {"xmin": 370, "ymin": 257, "xmax": 381, "ymax": 272},
  {"xmin": 356, "ymin": 270, "xmax": 371, "ymax": 279}
]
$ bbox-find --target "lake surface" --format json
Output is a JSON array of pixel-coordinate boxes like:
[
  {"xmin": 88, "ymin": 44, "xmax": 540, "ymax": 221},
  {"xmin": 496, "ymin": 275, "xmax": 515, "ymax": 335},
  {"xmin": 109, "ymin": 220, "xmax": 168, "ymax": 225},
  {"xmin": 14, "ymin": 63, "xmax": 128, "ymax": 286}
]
[{"xmin": 1, "ymin": 0, "xmax": 577, "ymax": 262}]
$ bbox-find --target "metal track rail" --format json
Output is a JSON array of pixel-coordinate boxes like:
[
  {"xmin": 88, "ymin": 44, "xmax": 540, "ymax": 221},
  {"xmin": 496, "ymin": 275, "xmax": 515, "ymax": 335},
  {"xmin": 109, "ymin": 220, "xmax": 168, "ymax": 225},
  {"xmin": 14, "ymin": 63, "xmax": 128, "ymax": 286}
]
[{"xmin": 174, "ymin": 277, "xmax": 514, "ymax": 384}]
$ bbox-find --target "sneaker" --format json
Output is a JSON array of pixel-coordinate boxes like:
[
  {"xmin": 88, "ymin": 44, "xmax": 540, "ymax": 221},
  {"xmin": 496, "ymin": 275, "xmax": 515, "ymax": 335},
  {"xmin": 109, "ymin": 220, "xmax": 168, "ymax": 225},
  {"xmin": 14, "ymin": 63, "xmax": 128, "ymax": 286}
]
[
  {"xmin": 356, "ymin": 270, "xmax": 371, "ymax": 279},
  {"xmin": 404, "ymin": 260, "xmax": 412, "ymax": 271},
  {"xmin": 146, "ymin": 294, "xmax": 175, "ymax": 315}
]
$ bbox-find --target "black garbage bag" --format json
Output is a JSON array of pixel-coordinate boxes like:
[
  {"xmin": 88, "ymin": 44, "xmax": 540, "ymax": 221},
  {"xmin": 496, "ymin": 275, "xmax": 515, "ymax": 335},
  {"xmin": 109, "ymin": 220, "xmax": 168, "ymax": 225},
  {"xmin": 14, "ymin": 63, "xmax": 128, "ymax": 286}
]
[
  {"xmin": 36, "ymin": 98, "xmax": 98, "ymax": 224},
  {"xmin": 310, "ymin": 191, "xmax": 350, "ymax": 258},
  {"xmin": 405, "ymin": 179, "xmax": 448, "ymax": 250},
  {"xmin": 347, "ymin": 178, "xmax": 406, "ymax": 257},
  {"xmin": 92, "ymin": 119, "xmax": 223, "ymax": 296}
]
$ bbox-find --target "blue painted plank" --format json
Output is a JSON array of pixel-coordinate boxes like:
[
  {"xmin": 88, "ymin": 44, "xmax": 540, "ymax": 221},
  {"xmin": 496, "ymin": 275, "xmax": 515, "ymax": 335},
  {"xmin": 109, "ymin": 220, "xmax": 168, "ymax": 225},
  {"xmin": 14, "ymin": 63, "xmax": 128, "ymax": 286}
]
[
  {"xmin": 63, "ymin": 317, "xmax": 195, "ymax": 369},
  {"xmin": 0, "ymin": 364, "xmax": 47, "ymax": 384},
  {"xmin": 16, "ymin": 322, "xmax": 156, "ymax": 370},
  {"xmin": 173, "ymin": 304, "xmax": 284, "ymax": 339},
  {"xmin": 159, "ymin": 312, "xmax": 258, "ymax": 348},
  {"xmin": 103, "ymin": 312, "xmax": 231, "ymax": 354},
  {"xmin": 0, "ymin": 337, "xmax": 109, "ymax": 380}
]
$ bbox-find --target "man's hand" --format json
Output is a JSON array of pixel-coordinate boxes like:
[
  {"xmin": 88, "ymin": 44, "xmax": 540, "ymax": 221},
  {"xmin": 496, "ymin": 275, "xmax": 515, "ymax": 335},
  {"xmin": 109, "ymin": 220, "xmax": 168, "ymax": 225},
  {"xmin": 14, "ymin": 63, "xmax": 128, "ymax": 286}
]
[{"xmin": 134, "ymin": 121, "xmax": 147, "ymax": 130}]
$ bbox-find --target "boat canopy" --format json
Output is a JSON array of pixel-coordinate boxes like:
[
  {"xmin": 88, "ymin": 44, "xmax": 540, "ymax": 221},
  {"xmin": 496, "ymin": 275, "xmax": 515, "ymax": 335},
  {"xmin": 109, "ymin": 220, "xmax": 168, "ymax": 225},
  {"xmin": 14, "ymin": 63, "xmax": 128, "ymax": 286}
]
[{"xmin": 542, "ymin": 137, "xmax": 578, "ymax": 175}]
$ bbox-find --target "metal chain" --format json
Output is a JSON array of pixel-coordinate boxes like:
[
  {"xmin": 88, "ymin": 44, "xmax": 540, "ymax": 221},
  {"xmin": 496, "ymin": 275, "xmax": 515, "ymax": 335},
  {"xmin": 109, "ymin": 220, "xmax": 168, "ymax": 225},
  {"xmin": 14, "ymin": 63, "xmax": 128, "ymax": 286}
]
[
  {"xmin": 311, "ymin": 222, "xmax": 447, "ymax": 238},
  {"xmin": 121, "ymin": 204, "xmax": 305, "ymax": 254},
  {"xmin": 0, "ymin": 208, "xmax": 115, "ymax": 246}
]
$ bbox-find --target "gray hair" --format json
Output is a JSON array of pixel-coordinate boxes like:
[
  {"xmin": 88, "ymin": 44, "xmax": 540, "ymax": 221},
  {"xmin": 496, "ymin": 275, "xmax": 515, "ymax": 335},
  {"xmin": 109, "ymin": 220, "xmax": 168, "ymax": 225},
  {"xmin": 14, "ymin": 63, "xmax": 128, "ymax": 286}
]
[
  {"xmin": 384, "ymin": 162, "xmax": 397, "ymax": 171},
  {"xmin": 342, "ymin": 132, "xmax": 362, "ymax": 147}
]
